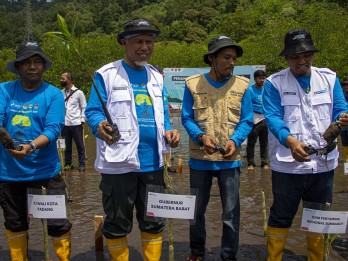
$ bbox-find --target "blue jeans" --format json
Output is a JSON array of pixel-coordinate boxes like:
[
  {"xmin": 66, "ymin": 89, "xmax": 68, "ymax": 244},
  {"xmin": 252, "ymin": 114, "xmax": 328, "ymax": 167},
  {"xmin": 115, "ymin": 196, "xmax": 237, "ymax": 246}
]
[
  {"xmin": 268, "ymin": 170, "xmax": 334, "ymax": 228},
  {"xmin": 189, "ymin": 168, "xmax": 240, "ymax": 260}
]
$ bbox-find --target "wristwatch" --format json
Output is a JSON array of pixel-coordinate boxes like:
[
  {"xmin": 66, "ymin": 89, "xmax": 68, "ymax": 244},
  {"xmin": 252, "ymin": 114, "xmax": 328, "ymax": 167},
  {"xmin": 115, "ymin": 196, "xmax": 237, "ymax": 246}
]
[
  {"xmin": 28, "ymin": 142, "xmax": 36, "ymax": 154},
  {"xmin": 196, "ymin": 133, "xmax": 205, "ymax": 146}
]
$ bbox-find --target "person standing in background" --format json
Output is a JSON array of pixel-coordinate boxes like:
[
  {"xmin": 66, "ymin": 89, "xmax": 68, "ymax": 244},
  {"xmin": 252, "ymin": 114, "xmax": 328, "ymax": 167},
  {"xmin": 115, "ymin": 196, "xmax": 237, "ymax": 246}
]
[
  {"xmin": 247, "ymin": 69, "xmax": 269, "ymax": 170},
  {"xmin": 0, "ymin": 41, "xmax": 72, "ymax": 261},
  {"xmin": 60, "ymin": 72, "xmax": 87, "ymax": 172},
  {"xmin": 339, "ymin": 78, "xmax": 348, "ymax": 162}
]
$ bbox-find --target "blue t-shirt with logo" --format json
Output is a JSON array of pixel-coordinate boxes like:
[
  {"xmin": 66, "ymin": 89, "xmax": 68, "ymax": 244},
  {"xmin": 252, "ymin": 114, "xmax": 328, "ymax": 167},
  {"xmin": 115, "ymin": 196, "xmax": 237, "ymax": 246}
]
[
  {"xmin": 250, "ymin": 84, "xmax": 264, "ymax": 114},
  {"xmin": 123, "ymin": 61, "xmax": 172, "ymax": 172}
]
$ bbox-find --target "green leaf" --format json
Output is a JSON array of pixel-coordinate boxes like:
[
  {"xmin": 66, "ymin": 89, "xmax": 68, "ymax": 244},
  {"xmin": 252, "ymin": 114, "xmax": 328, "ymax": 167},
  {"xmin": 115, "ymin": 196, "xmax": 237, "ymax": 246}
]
[
  {"xmin": 44, "ymin": 32, "xmax": 66, "ymax": 42},
  {"xmin": 71, "ymin": 15, "xmax": 79, "ymax": 38},
  {"xmin": 57, "ymin": 14, "xmax": 72, "ymax": 41}
]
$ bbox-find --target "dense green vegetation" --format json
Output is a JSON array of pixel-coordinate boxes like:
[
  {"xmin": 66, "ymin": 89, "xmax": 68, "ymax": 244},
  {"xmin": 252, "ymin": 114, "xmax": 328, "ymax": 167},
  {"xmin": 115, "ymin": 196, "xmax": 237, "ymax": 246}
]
[{"xmin": 0, "ymin": 0, "xmax": 347, "ymax": 95}]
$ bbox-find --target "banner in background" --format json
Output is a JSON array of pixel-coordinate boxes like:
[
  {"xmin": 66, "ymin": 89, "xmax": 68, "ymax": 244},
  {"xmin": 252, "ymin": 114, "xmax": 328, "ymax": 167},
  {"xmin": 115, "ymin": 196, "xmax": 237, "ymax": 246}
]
[{"xmin": 163, "ymin": 65, "xmax": 266, "ymax": 109}]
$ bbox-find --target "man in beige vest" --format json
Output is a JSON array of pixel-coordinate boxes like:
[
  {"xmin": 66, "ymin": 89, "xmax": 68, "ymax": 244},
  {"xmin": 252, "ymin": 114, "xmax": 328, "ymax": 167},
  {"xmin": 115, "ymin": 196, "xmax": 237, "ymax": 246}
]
[{"xmin": 181, "ymin": 36, "xmax": 253, "ymax": 261}]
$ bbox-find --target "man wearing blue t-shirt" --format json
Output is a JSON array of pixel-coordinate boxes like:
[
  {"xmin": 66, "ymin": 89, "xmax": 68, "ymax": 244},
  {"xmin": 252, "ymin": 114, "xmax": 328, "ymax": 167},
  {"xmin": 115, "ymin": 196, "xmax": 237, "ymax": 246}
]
[
  {"xmin": 246, "ymin": 70, "xmax": 269, "ymax": 170},
  {"xmin": 0, "ymin": 42, "xmax": 71, "ymax": 260},
  {"xmin": 182, "ymin": 36, "xmax": 253, "ymax": 261},
  {"xmin": 85, "ymin": 18, "xmax": 180, "ymax": 261}
]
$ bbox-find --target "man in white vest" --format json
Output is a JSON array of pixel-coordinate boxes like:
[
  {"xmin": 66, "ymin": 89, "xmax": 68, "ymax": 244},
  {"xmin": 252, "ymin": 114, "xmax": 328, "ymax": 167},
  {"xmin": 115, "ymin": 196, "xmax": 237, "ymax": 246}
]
[
  {"xmin": 182, "ymin": 36, "xmax": 253, "ymax": 261},
  {"xmin": 85, "ymin": 18, "xmax": 180, "ymax": 261},
  {"xmin": 263, "ymin": 28, "xmax": 348, "ymax": 261}
]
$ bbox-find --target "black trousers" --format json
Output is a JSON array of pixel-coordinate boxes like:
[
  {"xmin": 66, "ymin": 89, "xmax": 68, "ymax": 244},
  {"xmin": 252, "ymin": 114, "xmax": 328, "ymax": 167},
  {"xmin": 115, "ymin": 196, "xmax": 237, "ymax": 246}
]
[
  {"xmin": 61, "ymin": 124, "xmax": 86, "ymax": 167},
  {"xmin": 246, "ymin": 119, "xmax": 269, "ymax": 167},
  {"xmin": 0, "ymin": 174, "xmax": 72, "ymax": 236},
  {"xmin": 100, "ymin": 170, "xmax": 166, "ymax": 239}
]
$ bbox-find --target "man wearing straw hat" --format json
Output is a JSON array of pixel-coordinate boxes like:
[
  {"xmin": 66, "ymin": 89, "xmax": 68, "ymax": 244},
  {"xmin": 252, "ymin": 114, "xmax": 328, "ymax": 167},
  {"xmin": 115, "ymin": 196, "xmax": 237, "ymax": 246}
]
[
  {"xmin": 85, "ymin": 18, "xmax": 180, "ymax": 260},
  {"xmin": 181, "ymin": 35, "xmax": 253, "ymax": 261},
  {"xmin": 263, "ymin": 28, "xmax": 348, "ymax": 260},
  {"xmin": 0, "ymin": 41, "xmax": 72, "ymax": 260}
]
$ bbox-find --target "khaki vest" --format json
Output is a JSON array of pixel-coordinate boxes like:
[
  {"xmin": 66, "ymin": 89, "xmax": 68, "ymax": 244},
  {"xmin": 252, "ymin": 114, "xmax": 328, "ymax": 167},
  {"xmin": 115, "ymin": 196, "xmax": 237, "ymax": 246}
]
[{"xmin": 186, "ymin": 74, "xmax": 249, "ymax": 161}]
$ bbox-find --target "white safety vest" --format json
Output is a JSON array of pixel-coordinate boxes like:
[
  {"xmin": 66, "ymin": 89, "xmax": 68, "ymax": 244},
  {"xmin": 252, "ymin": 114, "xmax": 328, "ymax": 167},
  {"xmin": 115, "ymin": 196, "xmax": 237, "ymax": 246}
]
[
  {"xmin": 268, "ymin": 67, "xmax": 338, "ymax": 174},
  {"xmin": 94, "ymin": 60, "xmax": 169, "ymax": 174}
]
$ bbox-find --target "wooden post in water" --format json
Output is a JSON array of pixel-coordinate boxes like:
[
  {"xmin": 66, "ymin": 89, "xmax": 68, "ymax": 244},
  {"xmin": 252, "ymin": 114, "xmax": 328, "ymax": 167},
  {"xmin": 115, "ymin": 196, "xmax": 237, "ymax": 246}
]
[{"xmin": 95, "ymin": 215, "xmax": 104, "ymax": 252}]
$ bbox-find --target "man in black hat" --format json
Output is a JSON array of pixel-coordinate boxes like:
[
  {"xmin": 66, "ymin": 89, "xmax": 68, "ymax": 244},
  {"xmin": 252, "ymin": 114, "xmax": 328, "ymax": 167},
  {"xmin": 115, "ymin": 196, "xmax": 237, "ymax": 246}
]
[
  {"xmin": 263, "ymin": 29, "xmax": 348, "ymax": 260},
  {"xmin": 0, "ymin": 41, "xmax": 72, "ymax": 260},
  {"xmin": 85, "ymin": 18, "xmax": 180, "ymax": 260},
  {"xmin": 181, "ymin": 35, "xmax": 253, "ymax": 261}
]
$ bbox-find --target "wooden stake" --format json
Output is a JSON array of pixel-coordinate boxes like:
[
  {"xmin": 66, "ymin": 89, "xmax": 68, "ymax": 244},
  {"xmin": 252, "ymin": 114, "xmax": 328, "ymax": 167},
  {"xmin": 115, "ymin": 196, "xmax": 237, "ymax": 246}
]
[
  {"xmin": 42, "ymin": 186, "xmax": 50, "ymax": 261},
  {"xmin": 178, "ymin": 154, "xmax": 183, "ymax": 175},
  {"xmin": 95, "ymin": 215, "xmax": 104, "ymax": 252},
  {"xmin": 57, "ymin": 139, "xmax": 72, "ymax": 202},
  {"xmin": 261, "ymin": 191, "xmax": 267, "ymax": 239}
]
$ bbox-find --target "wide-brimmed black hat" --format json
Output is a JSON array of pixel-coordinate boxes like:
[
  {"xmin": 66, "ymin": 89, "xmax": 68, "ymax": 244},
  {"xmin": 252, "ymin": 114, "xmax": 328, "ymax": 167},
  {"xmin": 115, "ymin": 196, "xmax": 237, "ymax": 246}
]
[
  {"xmin": 7, "ymin": 41, "xmax": 52, "ymax": 75},
  {"xmin": 279, "ymin": 28, "xmax": 320, "ymax": 56},
  {"xmin": 204, "ymin": 36, "xmax": 243, "ymax": 65},
  {"xmin": 117, "ymin": 18, "xmax": 160, "ymax": 44}
]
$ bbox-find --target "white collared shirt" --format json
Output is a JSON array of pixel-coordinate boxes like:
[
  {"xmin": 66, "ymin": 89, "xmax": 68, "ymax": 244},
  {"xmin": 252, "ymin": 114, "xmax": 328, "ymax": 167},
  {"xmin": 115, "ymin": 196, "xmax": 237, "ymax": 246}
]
[{"xmin": 62, "ymin": 85, "xmax": 86, "ymax": 126}]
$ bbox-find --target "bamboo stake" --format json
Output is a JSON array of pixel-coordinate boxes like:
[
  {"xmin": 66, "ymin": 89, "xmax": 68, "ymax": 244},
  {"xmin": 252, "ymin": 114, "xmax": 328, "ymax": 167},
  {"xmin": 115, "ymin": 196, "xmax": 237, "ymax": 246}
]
[
  {"xmin": 178, "ymin": 154, "xmax": 183, "ymax": 176},
  {"xmin": 163, "ymin": 157, "xmax": 175, "ymax": 261},
  {"xmin": 322, "ymin": 202, "xmax": 339, "ymax": 261},
  {"xmin": 42, "ymin": 186, "xmax": 50, "ymax": 261},
  {"xmin": 57, "ymin": 139, "xmax": 72, "ymax": 202},
  {"xmin": 261, "ymin": 191, "xmax": 267, "ymax": 239},
  {"xmin": 168, "ymin": 218, "xmax": 174, "ymax": 261},
  {"xmin": 83, "ymin": 126, "xmax": 88, "ymax": 160},
  {"xmin": 323, "ymin": 202, "xmax": 330, "ymax": 261}
]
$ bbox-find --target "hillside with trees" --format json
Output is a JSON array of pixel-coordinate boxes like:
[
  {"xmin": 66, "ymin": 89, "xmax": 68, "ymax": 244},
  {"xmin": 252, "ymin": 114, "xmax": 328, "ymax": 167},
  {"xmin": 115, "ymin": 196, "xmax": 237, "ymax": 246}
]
[{"xmin": 0, "ymin": 0, "xmax": 347, "ymax": 95}]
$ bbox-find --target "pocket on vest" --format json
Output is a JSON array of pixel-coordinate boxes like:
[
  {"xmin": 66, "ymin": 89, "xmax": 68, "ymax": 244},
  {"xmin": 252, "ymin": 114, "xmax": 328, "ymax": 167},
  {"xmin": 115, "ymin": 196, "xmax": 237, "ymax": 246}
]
[{"xmin": 104, "ymin": 132, "xmax": 134, "ymax": 163}]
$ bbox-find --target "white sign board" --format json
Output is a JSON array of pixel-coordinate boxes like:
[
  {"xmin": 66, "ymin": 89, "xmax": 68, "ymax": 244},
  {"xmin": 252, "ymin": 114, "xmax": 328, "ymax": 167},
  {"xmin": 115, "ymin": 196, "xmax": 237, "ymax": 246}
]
[
  {"xmin": 146, "ymin": 192, "xmax": 196, "ymax": 219},
  {"xmin": 301, "ymin": 208, "xmax": 348, "ymax": 234},
  {"xmin": 344, "ymin": 162, "xmax": 348, "ymax": 175},
  {"xmin": 57, "ymin": 138, "xmax": 66, "ymax": 149},
  {"xmin": 27, "ymin": 194, "xmax": 67, "ymax": 219}
]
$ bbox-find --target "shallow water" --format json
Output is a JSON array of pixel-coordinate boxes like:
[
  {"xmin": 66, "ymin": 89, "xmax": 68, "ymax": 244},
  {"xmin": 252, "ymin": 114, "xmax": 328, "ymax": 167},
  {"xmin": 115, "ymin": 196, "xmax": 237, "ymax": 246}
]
[{"xmin": 0, "ymin": 121, "xmax": 347, "ymax": 260}]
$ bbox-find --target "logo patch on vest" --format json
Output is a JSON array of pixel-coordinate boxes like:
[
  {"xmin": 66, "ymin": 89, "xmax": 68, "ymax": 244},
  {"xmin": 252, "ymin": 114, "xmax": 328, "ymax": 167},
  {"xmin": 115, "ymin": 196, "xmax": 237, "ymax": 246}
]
[
  {"xmin": 283, "ymin": 91, "xmax": 296, "ymax": 95},
  {"xmin": 112, "ymin": 86, "xmax": 128, "ymax": 90},
  {"xmin": 314, "ymin": 89, "xmax": 327, "ymax": 95}
]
